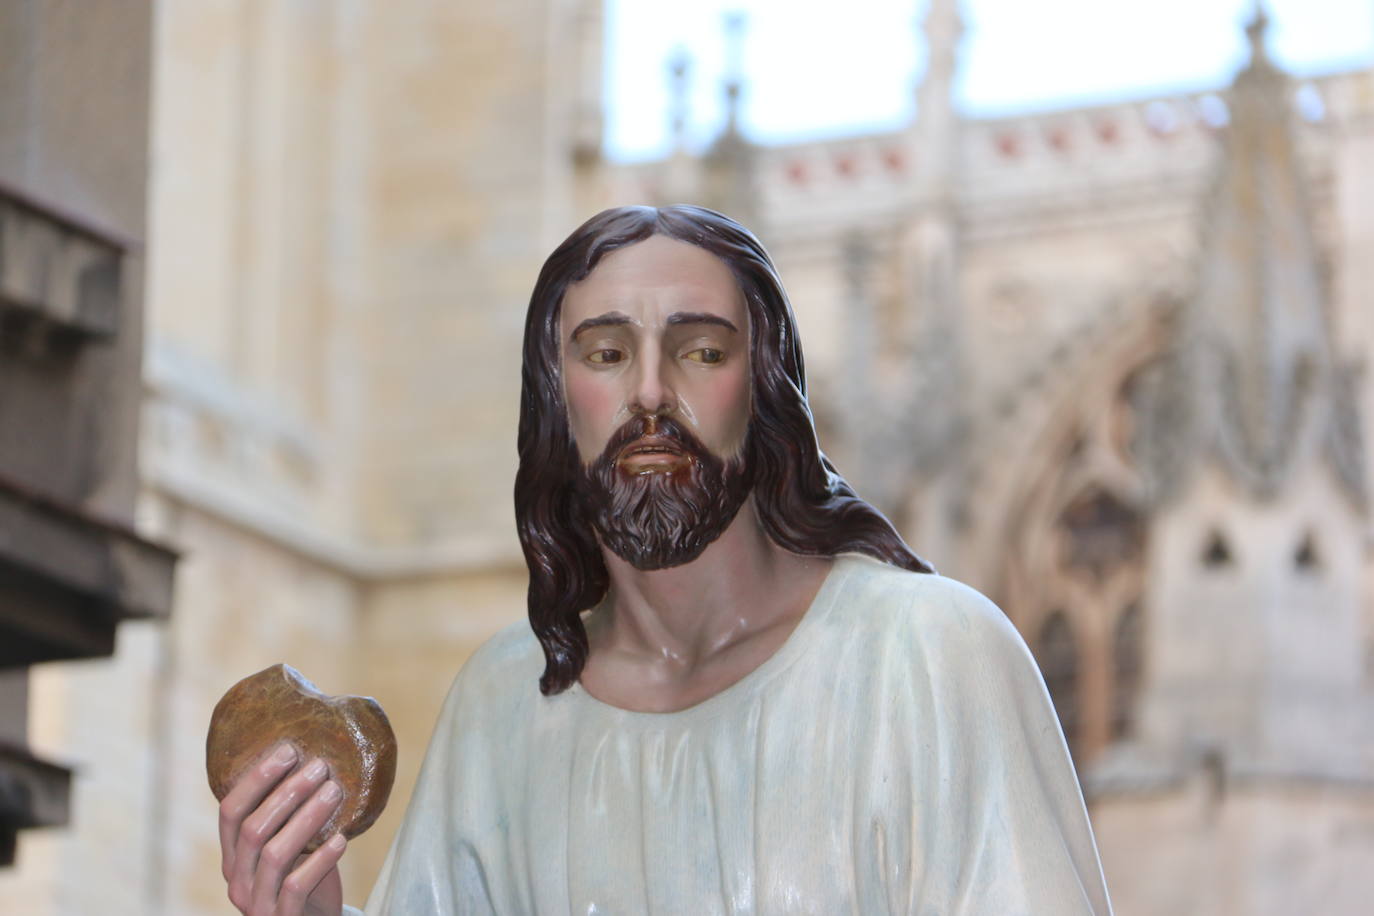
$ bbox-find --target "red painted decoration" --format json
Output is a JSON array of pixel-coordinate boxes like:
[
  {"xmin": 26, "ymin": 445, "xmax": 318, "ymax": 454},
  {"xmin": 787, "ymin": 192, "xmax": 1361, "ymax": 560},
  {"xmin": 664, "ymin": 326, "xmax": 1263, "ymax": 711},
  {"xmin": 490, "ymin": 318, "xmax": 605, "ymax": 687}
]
[{"xmin": 995, "ymin": 131, "xmax": 1022, "ymax": 158}]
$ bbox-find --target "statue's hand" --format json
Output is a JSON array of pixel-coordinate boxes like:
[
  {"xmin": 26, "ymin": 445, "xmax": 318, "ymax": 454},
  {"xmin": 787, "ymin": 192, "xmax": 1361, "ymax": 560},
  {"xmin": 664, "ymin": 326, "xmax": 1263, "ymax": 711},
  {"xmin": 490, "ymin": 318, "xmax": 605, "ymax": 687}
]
[{"xmin": 219, "ymin": 743, "xmax": 346, "ymax": 916}]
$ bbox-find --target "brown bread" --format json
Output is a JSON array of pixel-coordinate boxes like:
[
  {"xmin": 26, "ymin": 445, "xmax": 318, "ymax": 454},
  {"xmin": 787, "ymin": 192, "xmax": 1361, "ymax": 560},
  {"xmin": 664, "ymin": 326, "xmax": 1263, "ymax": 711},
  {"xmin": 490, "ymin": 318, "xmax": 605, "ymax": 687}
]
[{"xmin": 206, "ymin": 664, "xmax": 397, "ymax": 849}]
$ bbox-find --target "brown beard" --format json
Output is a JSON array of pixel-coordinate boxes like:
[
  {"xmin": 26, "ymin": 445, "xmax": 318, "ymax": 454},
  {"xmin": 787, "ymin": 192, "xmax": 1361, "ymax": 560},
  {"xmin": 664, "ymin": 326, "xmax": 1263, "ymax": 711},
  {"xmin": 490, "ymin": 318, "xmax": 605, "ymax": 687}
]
[{"xmin": 575, "ymin": 414, "xmax": 753, "ymax": 571}]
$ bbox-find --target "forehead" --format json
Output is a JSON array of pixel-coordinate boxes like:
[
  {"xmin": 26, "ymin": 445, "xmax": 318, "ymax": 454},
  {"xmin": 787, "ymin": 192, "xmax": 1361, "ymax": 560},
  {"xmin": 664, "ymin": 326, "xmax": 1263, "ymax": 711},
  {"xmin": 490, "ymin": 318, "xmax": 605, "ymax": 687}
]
[{"xmin": 561, "ymin": 235, "xmax": 746, "ymax": 327}]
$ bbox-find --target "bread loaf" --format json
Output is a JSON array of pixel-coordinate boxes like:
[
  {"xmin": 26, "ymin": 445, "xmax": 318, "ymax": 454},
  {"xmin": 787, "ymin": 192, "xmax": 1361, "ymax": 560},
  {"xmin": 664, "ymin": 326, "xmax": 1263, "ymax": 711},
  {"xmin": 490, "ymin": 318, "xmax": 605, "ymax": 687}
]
[{"xmin": 206, "ymin": 664, "xmax": 397, "ymax": 849}]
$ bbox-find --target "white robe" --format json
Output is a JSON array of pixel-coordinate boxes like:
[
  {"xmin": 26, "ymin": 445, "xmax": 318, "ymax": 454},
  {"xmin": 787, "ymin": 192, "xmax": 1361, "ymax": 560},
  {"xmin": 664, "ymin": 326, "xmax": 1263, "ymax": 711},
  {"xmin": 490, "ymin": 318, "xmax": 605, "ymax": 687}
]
[{"xmin": 354, "ymin": 554, "xmax": 1112, "ymax": 914}]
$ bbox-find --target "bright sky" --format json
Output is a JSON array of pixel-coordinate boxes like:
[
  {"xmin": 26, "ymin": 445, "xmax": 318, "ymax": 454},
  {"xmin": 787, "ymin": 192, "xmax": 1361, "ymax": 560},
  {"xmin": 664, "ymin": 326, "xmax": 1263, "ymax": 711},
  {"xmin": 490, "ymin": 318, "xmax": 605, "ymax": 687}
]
[{"xmin": 605, "ymin": 0, "xmax": 1374, "ymax": 161}]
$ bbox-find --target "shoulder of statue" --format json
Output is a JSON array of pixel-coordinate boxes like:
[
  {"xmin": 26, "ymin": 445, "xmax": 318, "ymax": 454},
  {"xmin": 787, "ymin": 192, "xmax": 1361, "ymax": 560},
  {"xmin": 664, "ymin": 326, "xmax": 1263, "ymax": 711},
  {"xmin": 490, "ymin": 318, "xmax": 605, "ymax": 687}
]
[
  {"xmin": 442, "ymin": 619, "xmax": 546, "ymax": 721},
  {"xmin": 833, "ymin": 555, "xmax": 1022, "ymax": 659},
  {"xmin": 462, "ymin": 618, "xmax": 542, "ymax": 675}
]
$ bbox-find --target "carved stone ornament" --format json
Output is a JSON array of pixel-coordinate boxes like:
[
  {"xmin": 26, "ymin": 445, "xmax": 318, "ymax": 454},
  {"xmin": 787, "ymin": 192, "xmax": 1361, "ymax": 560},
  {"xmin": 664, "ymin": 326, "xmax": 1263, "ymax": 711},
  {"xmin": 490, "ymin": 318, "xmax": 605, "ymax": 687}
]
[
  {"xmin": 1325, "ymin": 362, "xmax": 1367, "ymax": 507},
  {"xmin": 1135, "ymin": 13, "xmax": 1365, "ymax": 512}
]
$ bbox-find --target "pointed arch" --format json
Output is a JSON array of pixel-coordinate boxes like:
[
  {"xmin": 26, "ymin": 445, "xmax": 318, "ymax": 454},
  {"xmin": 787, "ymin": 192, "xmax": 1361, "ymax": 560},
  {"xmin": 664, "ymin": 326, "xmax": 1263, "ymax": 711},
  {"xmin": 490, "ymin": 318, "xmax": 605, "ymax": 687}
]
[
  {"xmin": 1038, "ymin": 610, "xmax": 1082, "ymax": 755},
  {"xmin": 977, "ymin": 296, "xmax": 1171, "ymax": 765}
]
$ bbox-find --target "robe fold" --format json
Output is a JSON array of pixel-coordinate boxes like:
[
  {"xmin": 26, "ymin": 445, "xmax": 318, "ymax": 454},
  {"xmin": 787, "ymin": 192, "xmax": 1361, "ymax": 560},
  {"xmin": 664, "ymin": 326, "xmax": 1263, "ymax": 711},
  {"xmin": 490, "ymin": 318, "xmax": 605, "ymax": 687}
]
[{"xmin": 350, "ymin": 554, "xmax": 1112, "ymax": 914}]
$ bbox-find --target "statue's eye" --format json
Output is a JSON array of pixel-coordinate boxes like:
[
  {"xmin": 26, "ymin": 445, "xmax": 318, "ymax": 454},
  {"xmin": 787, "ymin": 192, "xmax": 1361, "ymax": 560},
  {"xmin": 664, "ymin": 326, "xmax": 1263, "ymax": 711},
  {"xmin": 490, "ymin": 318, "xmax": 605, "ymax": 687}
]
[
  {"xmin": 587, "ymin": 348, "xmax": 624, "ymax": 365},
  {"xmin": 685, "ymin": 348, "xmax": 725, "ymax": 365}
]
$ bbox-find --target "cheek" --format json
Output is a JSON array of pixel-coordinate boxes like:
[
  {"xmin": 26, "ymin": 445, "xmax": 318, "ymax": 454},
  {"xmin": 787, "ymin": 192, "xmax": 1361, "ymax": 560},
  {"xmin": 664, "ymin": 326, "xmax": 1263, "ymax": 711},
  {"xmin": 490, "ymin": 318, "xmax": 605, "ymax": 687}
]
[
  {"xmin": 724, "ymin": 369, "xmax": 753, "ymax": 437},
  {"xmin": 564, "ymin": 373, "xmax": 624, "ymax": 455},
  {"xmin": 686, "ymin": 365, "xmax": 752, "ymax": 447}
]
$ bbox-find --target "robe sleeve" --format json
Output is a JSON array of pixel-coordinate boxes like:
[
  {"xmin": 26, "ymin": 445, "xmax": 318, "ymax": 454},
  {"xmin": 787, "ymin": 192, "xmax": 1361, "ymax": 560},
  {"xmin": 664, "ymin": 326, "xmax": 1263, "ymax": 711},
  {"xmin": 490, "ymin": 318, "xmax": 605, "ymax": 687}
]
[
  {"xmin": 357, "ymin": 661, "xmax": 500, "ymax": 916},
  {"xmin": 912, "ymin": 580, "xmax": 1113, "ymax": 915}
]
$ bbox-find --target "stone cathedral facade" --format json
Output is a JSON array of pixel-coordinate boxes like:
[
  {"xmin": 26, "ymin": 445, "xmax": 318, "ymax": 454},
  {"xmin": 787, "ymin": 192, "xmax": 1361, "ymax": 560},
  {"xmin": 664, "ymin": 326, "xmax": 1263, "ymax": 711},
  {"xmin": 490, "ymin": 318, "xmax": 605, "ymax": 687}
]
[
  {"xmin": 0, "ymin": 1, "xmax": 1371, "ymax": 914},
  {"xmin": 613, "ymin": 5, "xmax": 1374, "ymax": 912}
]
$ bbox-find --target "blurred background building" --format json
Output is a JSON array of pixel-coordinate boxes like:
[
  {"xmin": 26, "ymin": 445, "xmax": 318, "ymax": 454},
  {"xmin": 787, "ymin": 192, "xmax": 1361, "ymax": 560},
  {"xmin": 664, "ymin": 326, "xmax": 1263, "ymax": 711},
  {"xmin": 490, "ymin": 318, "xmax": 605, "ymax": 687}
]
[
  {"xmin": 0, "ymin": 0, "xmax": 176, "ymax": 881},
  {"xmin": 0, "ymin": 0, "xmax": 1371, "ymax": 913}
]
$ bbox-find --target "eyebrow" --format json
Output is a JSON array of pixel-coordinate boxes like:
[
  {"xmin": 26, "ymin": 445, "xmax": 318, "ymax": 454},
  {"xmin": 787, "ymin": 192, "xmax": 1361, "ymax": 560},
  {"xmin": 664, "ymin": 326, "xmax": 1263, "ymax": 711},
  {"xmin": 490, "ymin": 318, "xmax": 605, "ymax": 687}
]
[
  {"xmin": 570, "ymin": 312, "xmax": 632, "ymax": 341},
  {"xmin": 666, "ymin": 312, "xmax": 739, "ymax": 333},
  {"xmin": 569, "ymin": 310, "xmax": 739, "ymax": 342}
]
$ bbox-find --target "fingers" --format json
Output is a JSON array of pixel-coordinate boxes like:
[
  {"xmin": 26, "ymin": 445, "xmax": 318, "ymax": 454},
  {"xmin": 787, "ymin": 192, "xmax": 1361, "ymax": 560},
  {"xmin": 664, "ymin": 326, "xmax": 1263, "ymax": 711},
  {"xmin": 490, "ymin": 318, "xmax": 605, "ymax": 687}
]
[
  {"xmin": 231, "ymin": 758, "xmax": 334, "ymax": 905},
  {"xmin": 278, "ymin": 833, "xmax": 347, "ymax": 914},
  {"xmin": 248, "ymin": 777, "xmax": 343, "ymax": 912},
  {"xmin": 220, "ymin": 742, "xmax": 299, "ymax": 881}
]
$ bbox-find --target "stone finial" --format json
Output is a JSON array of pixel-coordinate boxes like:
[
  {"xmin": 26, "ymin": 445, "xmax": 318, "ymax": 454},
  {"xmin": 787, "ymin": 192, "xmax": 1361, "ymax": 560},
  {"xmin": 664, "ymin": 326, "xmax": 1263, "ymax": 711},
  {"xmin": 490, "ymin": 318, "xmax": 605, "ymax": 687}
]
[
  {"xmin": 911, "ymin": 0, "xmax": 966, "ymax": 203},
  {"xmin": 666, "ymin": 47, "xmax": 692, "ymax": 151},
  {"xmin": 1133, "ymin": 4, "xmax": 1366, "ymax": 510},
  {"xmin": 721, "ymin": 11, "xmax": 748, "ymax": 137},
  {"xmin": 1244, "ymin": 1, "xmax": 1271, "ymax": 66},
  {"xmin": 700, "ymin": 11, "xmax": 757, "ymax": 222},
  {"xmin": 918, "ymin": 0, "xmax": 965, "ymax": 86}
]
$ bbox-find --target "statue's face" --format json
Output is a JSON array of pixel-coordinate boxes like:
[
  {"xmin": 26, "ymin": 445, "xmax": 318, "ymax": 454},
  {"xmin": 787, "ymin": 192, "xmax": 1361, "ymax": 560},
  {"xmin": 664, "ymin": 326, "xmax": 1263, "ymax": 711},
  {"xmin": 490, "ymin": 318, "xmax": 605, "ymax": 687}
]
[
  {"xmin": 559, "ymin": 235, "xmax": 753, "ymax": 569},
  {"xmin": 560, "ymin": 235, "xmax": 751, "ymax": 467}
]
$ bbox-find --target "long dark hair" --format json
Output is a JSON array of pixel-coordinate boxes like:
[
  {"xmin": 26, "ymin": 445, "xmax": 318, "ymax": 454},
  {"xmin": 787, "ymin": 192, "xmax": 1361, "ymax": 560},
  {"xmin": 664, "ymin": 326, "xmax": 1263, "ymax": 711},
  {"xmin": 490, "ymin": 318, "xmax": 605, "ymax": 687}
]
[{"xmin": 515, "ymin": 205, "xmax": 933, "ymax": 695}]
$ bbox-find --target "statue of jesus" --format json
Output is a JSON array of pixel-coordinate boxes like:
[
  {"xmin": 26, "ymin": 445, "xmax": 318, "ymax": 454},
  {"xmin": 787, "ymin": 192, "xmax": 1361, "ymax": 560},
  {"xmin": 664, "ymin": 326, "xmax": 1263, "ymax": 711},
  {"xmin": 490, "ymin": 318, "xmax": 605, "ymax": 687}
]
[{"xmin": 216, "ymin": 205, "xmax": 1112, "ymax": 915}]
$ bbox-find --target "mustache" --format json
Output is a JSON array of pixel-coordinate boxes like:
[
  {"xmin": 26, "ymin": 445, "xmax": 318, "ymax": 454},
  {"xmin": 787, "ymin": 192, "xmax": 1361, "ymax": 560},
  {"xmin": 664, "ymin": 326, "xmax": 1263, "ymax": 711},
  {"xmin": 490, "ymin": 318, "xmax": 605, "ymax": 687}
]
[
  {"xmin": 576, "ymin": 412, "xmax": 753, "ymax": 571},
  {"xmin": 595, "ymin": 414, "xmax": 713, "ymax": 468}
]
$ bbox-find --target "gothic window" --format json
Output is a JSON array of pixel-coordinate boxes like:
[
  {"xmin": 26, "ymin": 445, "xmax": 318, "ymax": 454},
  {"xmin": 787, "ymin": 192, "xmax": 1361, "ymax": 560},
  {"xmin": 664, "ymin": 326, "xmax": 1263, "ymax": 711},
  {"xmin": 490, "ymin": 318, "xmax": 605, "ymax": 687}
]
[
  {"xmin": 1294, "ymin": 530, "xmax": 1319, "ymax": 572},
  {"xmin": 1058, "ymin": 487, "xmax": 1144, "ymax": 583},
  {"xmin": 1037, "ymin": 611, "xmax": 1080, "ymax": 753},
  {"xmin": 1112, "ymin": 601, "xmax": 1143, "ymax": 739},
  {"xmin": 1202, "ymin": 529, "xmax": 1233, "ymax": 568},
  {"xmin": 1112, "ymin": 367, "xmax": 1146, "ymax": 465},
  {"xmin": 1065, "ymin": 430, "xmax": 1086, "ymax": 464}
]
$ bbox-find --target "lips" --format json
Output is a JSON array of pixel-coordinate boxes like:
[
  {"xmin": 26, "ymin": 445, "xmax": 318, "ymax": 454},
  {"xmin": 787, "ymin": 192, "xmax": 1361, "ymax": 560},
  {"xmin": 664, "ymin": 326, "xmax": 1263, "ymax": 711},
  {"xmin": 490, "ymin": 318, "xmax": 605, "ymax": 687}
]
[
  {"xmin": 620, "ymin": 438, "xmax": 683, "ymax": 458},
  {"xmin": 578, "ymin": 414, "xmax": 752, "ymax": 570},
  {"xmin": 616, "ymin": 437, "xmax": 690, "ymax": 472}
]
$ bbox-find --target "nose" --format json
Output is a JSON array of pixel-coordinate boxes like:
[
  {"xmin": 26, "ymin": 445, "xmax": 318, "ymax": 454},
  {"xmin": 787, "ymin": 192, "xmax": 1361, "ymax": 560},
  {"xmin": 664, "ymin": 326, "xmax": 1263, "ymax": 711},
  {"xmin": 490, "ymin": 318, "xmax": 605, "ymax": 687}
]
[{"xmin": 628, "ymin": 349, "xmax": 677, "ymax": 418}]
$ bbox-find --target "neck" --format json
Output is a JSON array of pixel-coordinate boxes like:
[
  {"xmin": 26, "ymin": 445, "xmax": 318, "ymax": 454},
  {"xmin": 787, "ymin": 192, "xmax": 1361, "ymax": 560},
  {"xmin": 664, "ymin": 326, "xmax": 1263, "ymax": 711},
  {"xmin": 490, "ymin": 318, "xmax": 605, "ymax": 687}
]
[{"xmin": 589, "ymin": 496, "xmax": 832, "ymax": 677}]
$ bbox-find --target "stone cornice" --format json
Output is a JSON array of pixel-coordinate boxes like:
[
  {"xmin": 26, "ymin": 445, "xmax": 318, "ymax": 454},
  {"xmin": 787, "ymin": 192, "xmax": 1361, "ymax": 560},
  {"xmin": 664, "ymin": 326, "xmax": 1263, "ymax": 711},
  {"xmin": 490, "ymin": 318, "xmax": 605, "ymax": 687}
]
[
  {"xmin": 0, "ymin": 184, "xmax": 127, "ymax": 342},
  {"xmin": 145, "ymin": 455, "xmax": 524, "ymax": 581}
]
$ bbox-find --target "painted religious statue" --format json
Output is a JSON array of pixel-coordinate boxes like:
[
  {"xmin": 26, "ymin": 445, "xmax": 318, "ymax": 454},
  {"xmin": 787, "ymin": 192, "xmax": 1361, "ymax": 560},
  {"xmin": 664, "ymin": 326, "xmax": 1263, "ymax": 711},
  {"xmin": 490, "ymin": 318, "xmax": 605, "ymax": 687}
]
[{"xmin": 215, "ymin": 206, "xmax": 1113, "ymax": 914}]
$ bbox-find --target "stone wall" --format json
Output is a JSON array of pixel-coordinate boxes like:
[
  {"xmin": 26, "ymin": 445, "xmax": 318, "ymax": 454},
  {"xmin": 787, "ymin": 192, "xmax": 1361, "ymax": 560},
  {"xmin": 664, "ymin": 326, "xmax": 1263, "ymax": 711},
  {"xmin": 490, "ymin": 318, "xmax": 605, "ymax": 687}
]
[
  {"xmin": 0, "ymin": 0, "xmax": 174, "ymax": 886},
  {"xmin": 2, "ymin": 0, "xmax": 585, "ymax": 911},
  {"xmin": 1094, "ymin": 780, "xmax": 1374, "ymax": 915},
  {"xmin": 0, "ymin": 0, "xmax": 149, "ymax": 521}
]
